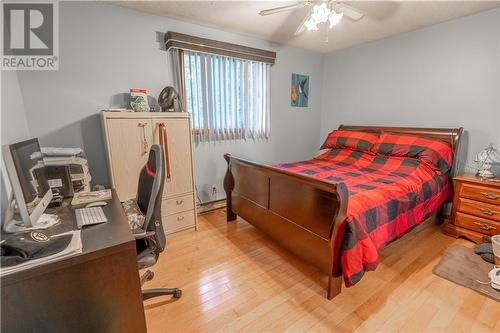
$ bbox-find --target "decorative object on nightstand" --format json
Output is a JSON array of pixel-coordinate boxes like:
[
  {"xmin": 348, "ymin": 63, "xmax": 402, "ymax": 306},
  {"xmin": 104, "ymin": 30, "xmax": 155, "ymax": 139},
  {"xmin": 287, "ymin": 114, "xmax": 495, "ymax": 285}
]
[
  {"xmin": 445, "ymin": 173, "xmax": 500, "ymax": 243},
  {"xmin": 475, "ymin": 144, "xmax": 500, "ymax": 178}
]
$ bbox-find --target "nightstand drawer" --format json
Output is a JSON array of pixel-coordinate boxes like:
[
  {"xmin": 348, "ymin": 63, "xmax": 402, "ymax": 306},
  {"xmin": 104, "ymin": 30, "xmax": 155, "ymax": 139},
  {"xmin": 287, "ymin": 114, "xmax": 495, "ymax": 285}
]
[
  {"xmin": 455, "ymin": 212, "xmax": 499, "ymax": 235},
  {"xmin": 457, "ymin": 198, "xmax": 500, "ymax": 222},
  {"xmin": 459, "ymin": 183, "xmax": 500, "ymax": 205}
]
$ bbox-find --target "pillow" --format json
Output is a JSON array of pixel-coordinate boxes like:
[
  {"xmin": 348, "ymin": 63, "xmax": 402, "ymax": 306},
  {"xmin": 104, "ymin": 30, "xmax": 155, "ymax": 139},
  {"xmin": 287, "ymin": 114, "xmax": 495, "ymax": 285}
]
[
  {"xmin": 371, "ymin": 132, "xmax": 453, "ymax": 174},
  {"xmin": 122, "ymin": 199, "xmax": 145, "ymax": 230},
  {"xmin": 320, "ymin": 130, "xmax": 379, "ymax": 152}
]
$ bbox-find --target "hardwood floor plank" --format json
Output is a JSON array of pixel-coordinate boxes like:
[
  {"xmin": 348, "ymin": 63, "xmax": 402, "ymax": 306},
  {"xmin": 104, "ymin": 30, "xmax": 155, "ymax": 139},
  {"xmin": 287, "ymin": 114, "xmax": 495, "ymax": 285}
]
[
  {"xmin": 446, "ymin": 290, "xmax": 488, "ymax": 332},
  {"xmin": 143, "ymin": 210, "xmax": 498, "ymax": 333}
]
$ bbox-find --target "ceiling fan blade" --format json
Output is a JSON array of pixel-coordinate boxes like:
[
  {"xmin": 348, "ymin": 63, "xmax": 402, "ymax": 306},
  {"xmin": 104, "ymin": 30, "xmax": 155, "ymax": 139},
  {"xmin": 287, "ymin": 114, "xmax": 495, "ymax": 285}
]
[
  {"xmin": 259, "ymin": 2, "xmax": 308, "ymax": 16},
  {"xmin": 294, "ymin": 11, "xmax": 312, "ymax": 36},
  {"xmin": 338, "ymin": 3, "xmax": 364, "ymax": 21}
]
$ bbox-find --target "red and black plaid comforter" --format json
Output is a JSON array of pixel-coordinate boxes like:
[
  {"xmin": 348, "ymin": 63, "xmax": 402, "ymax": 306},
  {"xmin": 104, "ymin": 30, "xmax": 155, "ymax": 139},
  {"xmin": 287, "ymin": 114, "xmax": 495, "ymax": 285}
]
[{"xmin": 274, "ymin": 148, "xmax": 451, "ymax": 287}]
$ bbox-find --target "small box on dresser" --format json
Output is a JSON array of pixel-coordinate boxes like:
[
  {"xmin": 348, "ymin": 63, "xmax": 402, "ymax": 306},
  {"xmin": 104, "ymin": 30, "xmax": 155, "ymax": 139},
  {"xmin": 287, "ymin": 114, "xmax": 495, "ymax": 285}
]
[{"xmin": 445, "ymin": 173, "xmax": 500, "ymax": 242}]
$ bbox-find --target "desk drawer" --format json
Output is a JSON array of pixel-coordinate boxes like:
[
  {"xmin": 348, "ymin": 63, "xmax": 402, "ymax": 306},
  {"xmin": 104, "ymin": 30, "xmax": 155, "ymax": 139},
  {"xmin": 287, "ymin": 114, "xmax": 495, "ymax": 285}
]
[
  {"xmin": 455, "ymin": 212, "xmax": 499, "ymax": 235},
  {"xmin": 457, "ymin": 198, "xmax": 500, "ymax": 222},
  {"xmin": 162, "ymin": 193, "xmax": 194, "ymax": 216},
  {"xmin": 459, "ymin": 183, "xmax": 500, "ymax": 205},
  {"xmin": 164, "ymin": 210, "xmax": 196, "ymax": 234}
]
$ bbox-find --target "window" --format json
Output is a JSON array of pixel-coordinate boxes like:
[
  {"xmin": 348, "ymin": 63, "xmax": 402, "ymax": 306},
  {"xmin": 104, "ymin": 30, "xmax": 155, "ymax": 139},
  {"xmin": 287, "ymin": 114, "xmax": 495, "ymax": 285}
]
[{"xmin": 182, "ymin": 50, "xmax": 271, "ymax": 142}]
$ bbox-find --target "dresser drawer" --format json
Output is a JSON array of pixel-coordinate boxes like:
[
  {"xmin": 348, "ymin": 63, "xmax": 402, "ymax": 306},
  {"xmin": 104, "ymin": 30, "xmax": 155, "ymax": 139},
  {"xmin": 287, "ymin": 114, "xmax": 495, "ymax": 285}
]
[
  {"xmin": 163, "ymin": 210, "xmax": 196, "ymax": 234},
  {"xmin": 459, "ymin": 183, "xmax": 500, "ymax": 206},
  {"xmin": 457, "ymin": 198, "xmax": 500, "ymax": 222},
  {"xmin": 455, "ymin": 212, "xmax": 500, "ymax": 236},
  {"xmin": 162, "ymin": 193, "xmax": 194, "ymax": 216}
]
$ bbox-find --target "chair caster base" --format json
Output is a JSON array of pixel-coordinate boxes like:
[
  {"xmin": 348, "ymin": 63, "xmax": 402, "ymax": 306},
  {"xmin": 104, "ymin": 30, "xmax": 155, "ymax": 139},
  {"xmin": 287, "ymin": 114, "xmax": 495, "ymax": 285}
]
[
  {"xmin": 140, "ymin": 270, "xmax": 155, "ymax": 286},
  {"xmin": 142, "ymin": 288, "xmax": 183, "ymax": 301}
]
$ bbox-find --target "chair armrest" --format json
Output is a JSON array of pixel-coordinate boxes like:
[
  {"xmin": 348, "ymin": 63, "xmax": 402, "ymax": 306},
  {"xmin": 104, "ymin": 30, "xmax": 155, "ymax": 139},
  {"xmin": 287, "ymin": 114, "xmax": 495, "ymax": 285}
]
[{"xmin": 132, "ymin": 229, "xmax": 155, "ymax": 240}]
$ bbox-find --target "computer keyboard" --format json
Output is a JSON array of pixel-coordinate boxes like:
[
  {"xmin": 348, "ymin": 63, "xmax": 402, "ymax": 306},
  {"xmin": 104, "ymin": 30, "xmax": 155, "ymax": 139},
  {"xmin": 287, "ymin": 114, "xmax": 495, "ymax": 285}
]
[{"xmin": 75, "ymin": 207, "xmax": 108, "ymax": 228}]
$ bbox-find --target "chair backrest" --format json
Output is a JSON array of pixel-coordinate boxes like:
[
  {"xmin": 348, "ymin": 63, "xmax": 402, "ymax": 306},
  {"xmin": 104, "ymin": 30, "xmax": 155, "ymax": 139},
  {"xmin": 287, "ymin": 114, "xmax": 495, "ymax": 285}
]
[{"xmin": 136, "ymin": 144, "xmax": 166, "ymax": 253}]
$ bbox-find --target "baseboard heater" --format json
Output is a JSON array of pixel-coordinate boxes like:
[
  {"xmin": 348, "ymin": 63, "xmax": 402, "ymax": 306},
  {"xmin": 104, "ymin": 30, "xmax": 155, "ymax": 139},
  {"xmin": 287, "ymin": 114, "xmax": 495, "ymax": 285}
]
[{"xmin": 196, "ymin": 198, "xmax": 226, "ymax": 214}]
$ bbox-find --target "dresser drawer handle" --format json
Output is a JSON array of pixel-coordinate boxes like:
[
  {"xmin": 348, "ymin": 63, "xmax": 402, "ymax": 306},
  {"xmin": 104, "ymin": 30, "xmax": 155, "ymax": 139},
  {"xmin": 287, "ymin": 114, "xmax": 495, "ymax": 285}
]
[
  {"xmin": 474, "ymin": 222, "xmax": 497, "ymax": 231},
  {"xmin": 176, "ymin": 200, "xmax": 184, "ymax": 205},
  {"xmin": 479, "ymin": 208, "xmax": 498, "ymax": 216},
  {"xmin": 480, "ymin": 192, "xmax": 500, "ymax": 200},
  {"xmin": 177, "ymin": 216, "xmax": 185, "ymax": 221}
]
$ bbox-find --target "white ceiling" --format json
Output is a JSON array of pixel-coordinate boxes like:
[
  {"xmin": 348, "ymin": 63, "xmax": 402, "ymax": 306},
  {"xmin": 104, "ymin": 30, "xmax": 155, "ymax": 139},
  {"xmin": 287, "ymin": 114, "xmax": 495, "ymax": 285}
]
[{"xmin": 112, "ymin": 1, "xmax": 499, "ymax": 53}]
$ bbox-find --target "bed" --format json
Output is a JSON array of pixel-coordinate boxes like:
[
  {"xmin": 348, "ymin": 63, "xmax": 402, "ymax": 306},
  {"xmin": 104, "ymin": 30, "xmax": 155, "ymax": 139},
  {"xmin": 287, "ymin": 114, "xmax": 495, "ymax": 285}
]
[{"xmin": 223, "ymin": 125, "xmax": 463, "ymax": 299}]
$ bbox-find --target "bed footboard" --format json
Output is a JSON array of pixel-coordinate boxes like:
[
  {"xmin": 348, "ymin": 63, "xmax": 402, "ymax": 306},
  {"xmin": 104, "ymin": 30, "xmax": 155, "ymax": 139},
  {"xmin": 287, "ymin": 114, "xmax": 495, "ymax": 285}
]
[{"xmin": 223, "ymin": 154, "xmax": 348, "ymax": 299}]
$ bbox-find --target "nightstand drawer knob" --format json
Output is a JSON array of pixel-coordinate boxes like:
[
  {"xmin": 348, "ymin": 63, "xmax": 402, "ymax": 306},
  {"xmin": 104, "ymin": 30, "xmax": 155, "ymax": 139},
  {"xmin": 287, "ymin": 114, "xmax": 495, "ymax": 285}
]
[
  {"xmin": 480, "ymin": 192, "xmax": 500, "ymax": 200},
  {"xmin": 479, "ymin": 208, "xmax": 498, "ymax": 216},
  {"xmin": 474, "ymin": 222, "xmax": 497, "ymax": 231}
]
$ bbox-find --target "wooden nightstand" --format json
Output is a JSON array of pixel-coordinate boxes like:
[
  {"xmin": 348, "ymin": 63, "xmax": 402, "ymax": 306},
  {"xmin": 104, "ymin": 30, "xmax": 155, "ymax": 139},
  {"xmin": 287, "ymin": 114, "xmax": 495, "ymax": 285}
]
[{"xmin": 445, "ymin": 173, "xmax": 500, "ymax": 243}]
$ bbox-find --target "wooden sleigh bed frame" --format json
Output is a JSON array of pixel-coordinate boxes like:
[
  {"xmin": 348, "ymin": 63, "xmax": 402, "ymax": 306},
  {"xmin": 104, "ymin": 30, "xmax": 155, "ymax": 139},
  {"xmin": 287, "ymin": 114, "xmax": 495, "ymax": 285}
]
[{"xmin": 223, "ymin": 125, "xmax": 463, "ymax": 299}]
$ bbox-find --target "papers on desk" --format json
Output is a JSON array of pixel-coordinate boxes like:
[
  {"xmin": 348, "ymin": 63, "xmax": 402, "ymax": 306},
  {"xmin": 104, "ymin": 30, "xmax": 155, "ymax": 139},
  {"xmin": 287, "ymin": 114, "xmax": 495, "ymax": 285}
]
[
  {"xmin": 41, "ymin": 147, "xmax": 83, "ymax": 157},
  {"xmin": 71, "ymin": 189, "xmax": 112, "ymax": 206},
  {"xmin": 3, "ymin": 213, "xmax": 61, "ymax": 234},
  {"xmin": 0, "ymin": 230, "xmax": 83, "ymax": 276}
]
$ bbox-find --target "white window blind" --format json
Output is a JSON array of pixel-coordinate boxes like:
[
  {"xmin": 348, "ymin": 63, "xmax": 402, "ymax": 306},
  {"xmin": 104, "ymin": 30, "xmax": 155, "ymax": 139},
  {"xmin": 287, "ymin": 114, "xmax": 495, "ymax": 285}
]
[{"xmin": 183, "ymin": 50, "xmax": 271, "ymax": 142}]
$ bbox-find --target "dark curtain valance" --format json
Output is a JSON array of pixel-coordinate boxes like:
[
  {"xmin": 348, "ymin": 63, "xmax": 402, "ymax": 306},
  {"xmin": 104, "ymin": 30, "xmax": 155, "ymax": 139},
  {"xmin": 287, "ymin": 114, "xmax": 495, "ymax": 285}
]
[{"xmin": 165, "ymin": 31, "xmax": 276, "ymax": 65}]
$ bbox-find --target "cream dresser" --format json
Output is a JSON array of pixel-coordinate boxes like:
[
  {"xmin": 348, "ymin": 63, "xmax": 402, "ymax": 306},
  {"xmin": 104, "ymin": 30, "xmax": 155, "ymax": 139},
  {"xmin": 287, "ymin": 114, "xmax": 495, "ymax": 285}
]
[{"xmin": 102, "ymin": 111, "xmax": 197, "ymax": 234}]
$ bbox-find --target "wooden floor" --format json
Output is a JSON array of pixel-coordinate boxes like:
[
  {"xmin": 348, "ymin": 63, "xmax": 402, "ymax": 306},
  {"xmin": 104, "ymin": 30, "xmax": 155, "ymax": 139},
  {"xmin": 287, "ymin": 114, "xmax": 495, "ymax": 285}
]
[{"xmin": 143, "ymin": 210, "xmax": 499, "ymax": 332}]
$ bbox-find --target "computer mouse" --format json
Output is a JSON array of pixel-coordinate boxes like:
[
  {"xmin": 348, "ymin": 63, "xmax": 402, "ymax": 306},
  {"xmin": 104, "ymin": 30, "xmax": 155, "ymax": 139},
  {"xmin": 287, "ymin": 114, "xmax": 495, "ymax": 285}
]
[{"xmin": 86, "ymin": 201, "xmax": 108, "ymax": 208}]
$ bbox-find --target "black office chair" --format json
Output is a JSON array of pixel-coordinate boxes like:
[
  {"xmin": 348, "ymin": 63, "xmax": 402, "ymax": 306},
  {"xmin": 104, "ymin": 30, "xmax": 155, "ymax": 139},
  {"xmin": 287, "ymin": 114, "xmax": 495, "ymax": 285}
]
[{"xmin": 132, "ymin": 144, "xmax": 182, "ymax": 300}]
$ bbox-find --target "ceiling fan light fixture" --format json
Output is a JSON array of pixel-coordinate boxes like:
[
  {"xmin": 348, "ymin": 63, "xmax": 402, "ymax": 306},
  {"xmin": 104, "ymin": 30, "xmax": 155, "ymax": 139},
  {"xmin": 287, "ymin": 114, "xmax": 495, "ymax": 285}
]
[
  {"xmin": 259, "ymin": 1, "xmax": 365, "ymax": 37},
  {"xmin": 311, "ymin": 3, "xmax": 330, "ymax": 24},
  {"xmin": 304, "ymin": 17, "xmax": 318, "ymax": 31},
  {"xmin": 328, "ymin": 10, "xmax": 343, "ymax": 28}
]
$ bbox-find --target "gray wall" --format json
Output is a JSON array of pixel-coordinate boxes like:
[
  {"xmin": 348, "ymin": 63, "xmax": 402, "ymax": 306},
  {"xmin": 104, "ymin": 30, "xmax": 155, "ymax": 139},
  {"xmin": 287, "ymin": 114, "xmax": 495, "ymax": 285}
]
[
  {"xmin": 15, "ymin": 2, "xmax": 324, "ymax": 202},
  {"xmin": 320, "ymin": 8, "xmax": 500, "ymax": 171},
  {"xmin": 1, "ymin": 71, "xmax": 31, "ymax": 219},
  {"xmin": 5, "ymin": 2, "xmax": 500, "ymax": 209}
]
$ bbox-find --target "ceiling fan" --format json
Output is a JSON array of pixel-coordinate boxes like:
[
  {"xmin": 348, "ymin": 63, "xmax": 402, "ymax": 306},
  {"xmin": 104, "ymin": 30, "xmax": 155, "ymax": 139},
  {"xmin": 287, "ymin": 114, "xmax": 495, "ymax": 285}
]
[{"xmin": 259, "ymin": 1, "xmax": 365, "ymax": 36}]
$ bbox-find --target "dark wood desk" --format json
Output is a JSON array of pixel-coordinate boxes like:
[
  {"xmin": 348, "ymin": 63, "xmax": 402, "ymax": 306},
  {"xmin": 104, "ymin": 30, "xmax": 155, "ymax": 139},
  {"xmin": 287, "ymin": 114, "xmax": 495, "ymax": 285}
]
[{"xmin": 1, "ymin": 191, "xmax": 147, "ymax": 333}]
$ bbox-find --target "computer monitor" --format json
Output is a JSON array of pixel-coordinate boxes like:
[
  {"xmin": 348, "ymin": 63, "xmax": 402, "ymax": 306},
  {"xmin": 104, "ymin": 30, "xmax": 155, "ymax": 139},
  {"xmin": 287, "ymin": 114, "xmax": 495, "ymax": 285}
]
[{"xmin": 2, "ymin": 138, "xmax": 53, "ymax": 228}]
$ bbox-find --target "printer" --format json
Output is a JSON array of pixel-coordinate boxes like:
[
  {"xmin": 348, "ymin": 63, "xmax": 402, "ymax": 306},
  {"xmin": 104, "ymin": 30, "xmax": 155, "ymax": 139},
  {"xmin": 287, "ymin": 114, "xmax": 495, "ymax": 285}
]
[{"xmin": 30, "ymin": 148, "xmax": 92, "ymax": 198}]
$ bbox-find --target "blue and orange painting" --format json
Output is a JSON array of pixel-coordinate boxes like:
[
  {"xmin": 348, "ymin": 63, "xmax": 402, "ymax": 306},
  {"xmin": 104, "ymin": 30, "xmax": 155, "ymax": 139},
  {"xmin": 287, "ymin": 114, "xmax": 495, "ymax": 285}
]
[{"xmin": 291, "ymin": 73, "xmax": 309, "ymax": 107}]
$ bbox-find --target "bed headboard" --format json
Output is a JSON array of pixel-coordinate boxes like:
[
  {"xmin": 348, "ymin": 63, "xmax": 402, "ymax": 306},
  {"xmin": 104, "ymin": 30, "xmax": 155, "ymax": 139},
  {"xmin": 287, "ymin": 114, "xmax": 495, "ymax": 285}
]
[{"xmin": 338, "ymin": 125, "xmax": 464, "ymax": 175}]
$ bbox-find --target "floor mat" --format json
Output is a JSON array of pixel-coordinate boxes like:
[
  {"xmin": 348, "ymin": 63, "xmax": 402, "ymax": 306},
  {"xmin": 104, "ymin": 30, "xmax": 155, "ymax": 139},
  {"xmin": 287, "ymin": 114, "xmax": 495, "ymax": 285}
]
[{"xmin": 432, "ymin": 244, "xmax": 499, "ymax": 302}]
